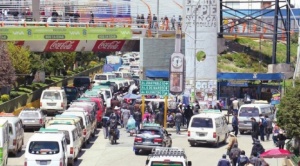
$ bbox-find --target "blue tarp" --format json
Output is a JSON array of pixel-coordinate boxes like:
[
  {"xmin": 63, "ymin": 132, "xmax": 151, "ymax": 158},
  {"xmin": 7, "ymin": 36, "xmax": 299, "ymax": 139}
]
[
  {"xmin": 217, "ymin": 73, "xmax": 283, "ymax": 80},
  {"xmin": 145, "ymin": 70, "xmax": 169, "ymax": 78}
]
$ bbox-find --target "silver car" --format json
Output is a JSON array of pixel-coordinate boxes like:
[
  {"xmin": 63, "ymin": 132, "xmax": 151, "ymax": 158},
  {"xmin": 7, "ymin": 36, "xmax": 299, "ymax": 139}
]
[{"xmin": 18, "ymin": 108, "xmax": 46, "ymax": 130}]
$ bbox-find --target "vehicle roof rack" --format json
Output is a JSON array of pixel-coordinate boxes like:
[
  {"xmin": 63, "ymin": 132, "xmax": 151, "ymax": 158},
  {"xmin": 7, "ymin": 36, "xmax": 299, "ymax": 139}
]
[
  {"xmin": 148, "ymin": 147, "xmax": 187, "ymax": 158},
  {"xmin": 35, "ymin": 128, "xmax": 64, "ymax": 134}
]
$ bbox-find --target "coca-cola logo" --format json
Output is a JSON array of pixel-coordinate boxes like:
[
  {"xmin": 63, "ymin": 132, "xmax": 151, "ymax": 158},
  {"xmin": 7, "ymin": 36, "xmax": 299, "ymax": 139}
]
[
  {"xmin": 45, "ymin": 40, "xmax": 79, "ymax": 52},
  {"xmin": 93, "ymin": 40, "xmax": 125, "ymax": 51}
]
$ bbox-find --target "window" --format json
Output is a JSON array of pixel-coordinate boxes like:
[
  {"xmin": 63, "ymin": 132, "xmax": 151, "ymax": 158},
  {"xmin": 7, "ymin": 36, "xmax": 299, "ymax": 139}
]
[
  {"xmin": 42, "ymin": 91, "xmax": 61, "ymax": 100},
  {"xmin": 105, "ymin": 90, "xmax": 111, "ymax": 98},
  {"xmin": 73, "ymin": 78, "xmax": 90, "ymax": 87},
  {"xmin": 61, "ymin": 130, "xmax": 70, "ymax": 144},
  {"xmin": 239, "ymin": 107, "xmax": 259, "ymax": 117},
  {"xmin": 20, "ymin": 112, "xmax": 39, "ymax": 118},
  {"xmin": 8, "ymin": 124, "xmax": 13, "ymax": 135},
  {"xmin": 191, "ymin": 118, "xmax": 213, "ymax": 128},
  {"xmin": 28, "ymin": 141, "xmax": 59, "ymax": 154},
  {"xmin": 65, "ymin": 87, "xmax": 77, "ymax": 94},
  {"xmin": 115, "ymin": 73, "xmax": 122, "ymax": 78},
  {"xmin": 151, "ymin": 161, "xmax": 183, "ymax": 166},
  {"xmin": 94, "ymin": 75, "xmax": 107, "ymax": 80},
  {"xmin": 72, "ymin": 130, "xmax": 76, "ymax": 141},
  {"xmin": 139, "ymin": 129, "xmax": 160, "ymax": 135}
]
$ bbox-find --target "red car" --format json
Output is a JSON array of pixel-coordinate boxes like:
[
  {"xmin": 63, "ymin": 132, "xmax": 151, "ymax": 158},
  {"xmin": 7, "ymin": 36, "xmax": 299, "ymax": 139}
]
[{"xmin": 76, "ymin": 97, "xmax": 105, "ymax": 128}]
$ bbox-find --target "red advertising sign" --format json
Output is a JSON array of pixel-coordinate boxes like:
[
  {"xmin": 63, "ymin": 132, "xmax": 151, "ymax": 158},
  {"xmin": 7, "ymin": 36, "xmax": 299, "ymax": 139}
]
[
  {"xmin": 44, "ymin": 40, "xmax": 80, "ymax": 52},
  {"xmin": 92, "ymin": 40, "xmax": 125, "ymax": 52},
  {"xmin": 14, "ymin": 41, "xmax": 24, "ymax": 46}
]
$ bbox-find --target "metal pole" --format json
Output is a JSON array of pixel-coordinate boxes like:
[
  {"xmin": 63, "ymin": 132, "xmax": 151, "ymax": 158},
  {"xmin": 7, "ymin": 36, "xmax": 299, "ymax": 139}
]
[
  {"xmin": 272, "ymin": 0, "xmax": 280, "ymax": 64},
  {"xmin": 286, "ymin": 0, "xmax": 291, "ymax": 63},
  {"xmin": 163, "ymin": 96, "xmax": 168, "ymax": 128},
  {"xmin": 193, "ymin": 6, "xmax": 197, "ymax": 102},
  {"xmin": 157, "ymin": 0, "xmax": 159, "ymax": 36},
  {"xmin": 219, "ymin": 0, "xmax": 223, "ymax": 38}
]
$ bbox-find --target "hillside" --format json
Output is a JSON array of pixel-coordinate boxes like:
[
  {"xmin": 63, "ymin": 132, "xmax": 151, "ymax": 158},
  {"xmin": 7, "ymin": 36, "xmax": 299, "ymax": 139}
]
[{"xmin": 218, "ymin": 37, "xmax": 298, "ymax": 73}]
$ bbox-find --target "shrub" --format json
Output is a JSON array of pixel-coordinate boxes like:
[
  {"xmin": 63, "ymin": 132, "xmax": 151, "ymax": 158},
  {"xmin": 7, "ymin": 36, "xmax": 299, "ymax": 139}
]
[
  {"xmin": 88, "ymin": 61, "xmax": 99, "ymax": 68},
  {"xmin": 1, "ymin": 94, "xmax": 10, "ymax": 102},
  {"xmin": 10, "ymin": 92, "xmax": 20, "ymax": 99},
  {"xmin": 66, "ymin": 70, "xmax": 74, "ymax": 76},
  {"xmin": 74, "ymin": 67, "xmax": 85, "ymax": 73}
]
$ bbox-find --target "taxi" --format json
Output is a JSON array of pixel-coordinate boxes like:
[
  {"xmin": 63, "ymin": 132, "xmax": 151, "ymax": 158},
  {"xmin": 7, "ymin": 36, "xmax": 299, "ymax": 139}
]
[{"xmin": 18, "ymin": 108, "xmax": 46, "ymax": 130}]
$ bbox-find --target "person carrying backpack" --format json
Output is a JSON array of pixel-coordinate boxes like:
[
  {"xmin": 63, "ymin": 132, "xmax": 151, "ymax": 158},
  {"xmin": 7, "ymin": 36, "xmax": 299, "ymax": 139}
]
[
  {"xmin": 237, "ymin": 150, "xmax": 250, "ymax": 166},
  {"xmin": 259, "ymin": 114, "xmax": 267, "ymax": 141},
  {"xmin": 230, "ymin": 143, "xmax": 241, "ymax": 166}
]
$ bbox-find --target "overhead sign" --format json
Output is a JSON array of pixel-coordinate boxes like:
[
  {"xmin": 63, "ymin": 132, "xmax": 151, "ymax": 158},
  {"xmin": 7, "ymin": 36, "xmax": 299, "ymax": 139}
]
[
  {"xmin": 44, "ymin": 40, "xmax": 80, "ymax": 52},
  {"xmin": 140, "ymin": 80, "xmax": 170, "ymax": 96},
  {"xmin": 92, "ymin": 40, "xmax": 125, "ymax": 52},
  {"xmin": 0, "ymin": 27, "xmax": 132, "ymax": 41}
]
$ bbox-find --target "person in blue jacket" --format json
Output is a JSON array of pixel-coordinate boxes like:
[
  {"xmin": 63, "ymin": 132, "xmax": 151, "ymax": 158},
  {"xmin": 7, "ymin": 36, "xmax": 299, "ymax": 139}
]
[{"xmin": 217, "ymin": 154, "xmax": 230, "ymax": 166}]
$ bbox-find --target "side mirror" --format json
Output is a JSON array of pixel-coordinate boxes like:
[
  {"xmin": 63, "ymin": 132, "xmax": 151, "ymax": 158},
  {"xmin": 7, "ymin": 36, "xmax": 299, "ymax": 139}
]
[
  {"xmin": 146, "ymin": 160, "xmax": 149, "ymax": 165},
  {"xmin": 188, "ymin": 161, "xmax": 192, "ymax": 166}
]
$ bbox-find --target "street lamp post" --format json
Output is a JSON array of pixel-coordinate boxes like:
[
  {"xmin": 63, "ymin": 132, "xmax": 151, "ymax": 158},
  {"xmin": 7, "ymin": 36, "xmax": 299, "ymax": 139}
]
[{"xmin": 193, "ymin": 6, "xmax": 197, "ymax": 102}]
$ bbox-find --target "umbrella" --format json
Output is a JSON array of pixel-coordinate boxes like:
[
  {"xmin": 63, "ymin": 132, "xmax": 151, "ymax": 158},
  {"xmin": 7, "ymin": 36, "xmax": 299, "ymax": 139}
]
[
  {"xmin": 123, "ymin": 93, "xmax": 141, "ymax": 99},
  {"xmin": 260, "ymin": 148, "xmax": 293, "ymax": 166}
]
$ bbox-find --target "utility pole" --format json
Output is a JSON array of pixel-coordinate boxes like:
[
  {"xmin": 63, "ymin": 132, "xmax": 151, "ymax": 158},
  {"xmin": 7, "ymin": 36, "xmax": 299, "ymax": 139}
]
[
  {"xmin": 193, "ymin": 5, "xmax": 198, "ymax": 102},
  {"xmin": 157, "ymin": 0, "xmax": 159, "ymax": 37}
]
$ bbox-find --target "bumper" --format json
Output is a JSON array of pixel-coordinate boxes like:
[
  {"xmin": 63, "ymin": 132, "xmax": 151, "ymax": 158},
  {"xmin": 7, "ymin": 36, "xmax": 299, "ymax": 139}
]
[
  {"xmin": 188, "ymin": 138, "xmax": 216, "ymax": 144},
  {"xmin": 133, "ymin": 144, "xmax": 161, "ymax": 151},
  {"xmin": 238, "ymin": 126, "xmax": 252, "ymax": 131},
  {"xmin": 23, "ymin": 124, "xmax": 43, "ymax": 129}
]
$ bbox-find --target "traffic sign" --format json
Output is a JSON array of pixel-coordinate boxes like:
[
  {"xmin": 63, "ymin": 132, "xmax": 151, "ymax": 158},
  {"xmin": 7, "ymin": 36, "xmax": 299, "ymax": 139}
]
[{"xmin": 140, "ymin": 80, "xmax": 170, "ymax": 96}]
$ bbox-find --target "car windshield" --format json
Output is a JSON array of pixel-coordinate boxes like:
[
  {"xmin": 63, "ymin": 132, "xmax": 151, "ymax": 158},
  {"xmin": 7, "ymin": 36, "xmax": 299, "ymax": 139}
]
[
  {"xmin": 191, "ymin": 118, "xmax": 213, "ymax": 128},
  {"xmin": 73, "ymin": 78, "xmax": 90, "ymax": 87},
  {"xmin": 115, "ymin": 73, "xmax": 122, "ymax": 78},
  {"xmin": 130, "ymin": 66, "xmax": 139, "ymax": 69},
  {"xmin": 65, "ymin": 87, "xmax": 77, "ymax": 94},
  {"xmin": 20, "ymin": 112, "xmax": 39, "ymax": 118},
  {"xmin": 139, "ymin": 129, "xmax": 160, "ymax": 135},
  {"xmin": 94, "ymin": 75, "xmax": 107, "ymax": 80},
  {"xmin": 28, "ymin": 141, "xmax": 59, "ymax": 155},
  {"xmin": 239, "ymin": 107, "xmax": 259, "ymax": 117},
  {"xmin": 42, "ymin": 91, "xmax": 61, "ymax": 100},
  {"xmin": 151, "ymin": 161, "xmax": 183, "ymax": 166}
]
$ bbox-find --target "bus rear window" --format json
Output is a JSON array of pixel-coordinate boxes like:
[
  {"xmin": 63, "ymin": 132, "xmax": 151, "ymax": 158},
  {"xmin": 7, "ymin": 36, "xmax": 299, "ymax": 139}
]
[
  {"xmin": 191, "ymin": 118, "xmax": 213, "ymax": 128},
  {"xmin": 151, "ymin": 161, "xmax": 183, "ymax": 166},
  {"xmin": 94, "ymin": 75, "xmax": 107, "ymax": 80},
  {"xmin": 28, "ymin": 141, "xmax": 59, "ymax": 155},
  {"xmin": 239, "ymin": 107, "xmax": 259, "ymax": 117}
]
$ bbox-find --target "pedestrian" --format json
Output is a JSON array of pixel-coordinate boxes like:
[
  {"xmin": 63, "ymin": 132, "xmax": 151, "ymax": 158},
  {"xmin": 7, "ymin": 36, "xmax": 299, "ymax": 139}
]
[
  {"xmin": 102, "ymin": 116, "xmax": 109, "ymax": 139},
  {"xmin": 258, "ymin": 114, "xmax": 266, "ymax": 141},
  {"xmin": 249, "ymin": 152, "xmax": 262, "ymax": 166},
  {"xmin": 171, "ymin": 15, "xmax": 176, "ymax": 30},
  {"xmin": 51, "ymin": 10, "xmax": 59, "ymax": 22},
  {"xmin": 277, "ymin": 130, "xmax": 287, "ymax": 149},
  {"xmin": 90, "ymin": 11, "xmax": 94, "ymax": 23},
  {"xmin": 133, "ymin": 109, "xmax": 142, "ymax": 132},
  {"xmin": 260, "ymin": 158, "xmax": 270, "ymax": 166},
  {"xmin": 272, "ymin": 124, "xmax": 280, "ymax": 146},
  {"xmin": 216, "ymin": 100, "xmax": 223, "ymax": 112},
  {"xmin": 217, "ymin": 154, "xmax": 230, "ymax": 166},
  {"xmin": 147, "ymin": 13, "xmax": 152, "ymax": 28},
  {"xmin": 226, "ymin": 132, "xmax": 238, "ymax": 156},
  {"xmin": 251, "ymin": 139, "xmax": 265, "ymax": 157},
  {"xmin": 121, "ymin": 106, "xmax": 131, "ymax": 130},
  {"xmin": 74, "ymin": 11, "xmax": 80, "ymax": 22},
  {"xmin": 237, "ymin": 150, "xmax": 250, "ymax": 166},
  {"xmin": 231, "ymin": 97, "xmax": 239, "ymax": 115},
  {"xmin": 136, "ymin": 14, "xmax": 141, "ymax": 27},
  {"xmin": 232, "ymin": 113, "xmax": 239, "ymax": 136},
  {"xmin": 140, "ymin": 14, "xmax": 145, "ymax": 25},
  {"xmin": 184, "ymin": 105, "xmax": 193, "ymax": 127},
  {"xmin": 251, "ymin": 117, "xmax": 259, "ymax": 142},
  {"xmin": 155, "ymin": 110, "xmax": 164, "ymax": 127},
  {"xmin": 152, "ymin": 14, "xmax": 157, "ymax": 29},
  {"xmin": 264, "ymin": 115, "xmax": 272, "ymax": 141},
  {"xmin": 229, "ymin": 143, "xmax": 241, "ymax": 166},
  {"xmin": 174, "ymin": 110, "xmax": 183, "ymax": 134}
]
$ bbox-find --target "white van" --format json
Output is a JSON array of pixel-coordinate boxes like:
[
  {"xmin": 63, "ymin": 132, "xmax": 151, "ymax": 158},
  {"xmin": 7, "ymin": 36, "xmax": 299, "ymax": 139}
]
[
  {"xmin": 93, "ymin": 73, "xmax": 116, "ymax": 84},
  {"xmin": 46, "ymin": 125, "xmax": 81, "ymax": 165},
  {"xmin": 238, "ymin": 104, "xmax": 274, "ymax": 134},
  {"xmin": 114, "ymin": 71, "xmax": 132, "ymax": 79},
  {"xmin": 0, "ymin": 119, "xmax": 9, "ymax": 166},
  {"xmin": 188, "ymin": 110, "xmax": 229, "ymax": 147},
  {"xmin": 40, "ymin": 87, "xmax": 68, "ymax": 114},
  {"xmin": 0, "ymin": 114, "xmax": 24, "ymax": 156},
  {"xmin": 62, "ymin": 109, "xmax": 92, "ymax": 147},
  {"xmin": 24, "ymin": 128, "xmax": 68, "ymax": 166}
]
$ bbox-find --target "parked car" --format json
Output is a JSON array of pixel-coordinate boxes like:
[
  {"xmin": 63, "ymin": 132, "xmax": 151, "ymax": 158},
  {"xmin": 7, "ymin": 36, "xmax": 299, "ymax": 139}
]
[
  {"xmin": 18, "ymin": 108, "xmax": 46, "ymax": 130},
  {"xmin": 64, "ymin": 86, "xmax": 80, "ymax": 104}
]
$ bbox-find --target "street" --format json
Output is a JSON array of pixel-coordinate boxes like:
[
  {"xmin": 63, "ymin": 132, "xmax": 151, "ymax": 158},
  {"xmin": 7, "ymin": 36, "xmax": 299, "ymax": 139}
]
[{"xmin": 8, "ymin": 125, "xmax": 282, "ymax": 166}]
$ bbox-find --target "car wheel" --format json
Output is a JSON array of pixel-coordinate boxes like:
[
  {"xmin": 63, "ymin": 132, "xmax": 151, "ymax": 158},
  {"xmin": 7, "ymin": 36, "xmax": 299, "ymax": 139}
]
[
  {"xmin": 134, "ymin": 149, "xmax": 139, "ymax": 155},
  {"xmin": 240, "ymin": 130, "xmax": 244, "ymax": 134},
  {"xmin": 214, "ymin": 137, "xmax": 220, "ymax": 148},
  {"xmin": 190, "ymin": 142, "xmax": 196, "ymax": 147}
]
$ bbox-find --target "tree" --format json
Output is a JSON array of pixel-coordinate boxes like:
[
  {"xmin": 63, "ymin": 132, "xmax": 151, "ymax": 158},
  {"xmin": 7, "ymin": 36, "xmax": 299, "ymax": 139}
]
[
  {"xmin": 53, "ymin": 52, "xmax": 76, "ymax": 71},
  {"xmin": 0, "ymin": 41, "xmax": 16, "ymax": 89},
  {"xmin": 76, "ymin": 52, "xmax": 99, "ymax": 68},
  {"xmin": 7, "ymin": 42, "xmax": 31, "ymax": 75},
  {"xmin": 278, "ymin": 83, "xmax": 300, "ymax": 155}
]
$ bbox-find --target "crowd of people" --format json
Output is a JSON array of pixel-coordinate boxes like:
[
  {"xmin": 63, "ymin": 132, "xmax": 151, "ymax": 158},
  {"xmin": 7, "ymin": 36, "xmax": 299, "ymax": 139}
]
[{"xmin": 136, "ymin": 14, "xmax": 182, "ymax": 30}]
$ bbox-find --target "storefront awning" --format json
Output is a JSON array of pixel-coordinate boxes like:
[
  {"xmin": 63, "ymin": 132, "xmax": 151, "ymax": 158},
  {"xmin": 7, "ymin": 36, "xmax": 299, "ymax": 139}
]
[
  {"xmin": 145, "ymin": 70, "xmax": 169, "ymax": 78},
  {"xmin": 217, "ymin": 72, "xmax": 284, "ymax": 80}
]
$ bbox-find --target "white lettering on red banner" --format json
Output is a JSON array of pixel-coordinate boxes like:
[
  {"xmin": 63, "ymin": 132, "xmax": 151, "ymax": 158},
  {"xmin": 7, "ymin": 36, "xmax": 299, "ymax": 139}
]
[
  {"xmin": 92, "ymin": 40, "xmax": 125, "ymax": 51},
  {"xmin": 44, "ymin": 40, "xmax": 79, "ymax": 52}
]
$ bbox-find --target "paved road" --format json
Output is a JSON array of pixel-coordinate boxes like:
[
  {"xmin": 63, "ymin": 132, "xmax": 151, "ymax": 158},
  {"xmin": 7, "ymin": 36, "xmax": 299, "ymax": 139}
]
[{"xmin": 8, "ymin": 126, "xmax": 281, "ymax": 166}]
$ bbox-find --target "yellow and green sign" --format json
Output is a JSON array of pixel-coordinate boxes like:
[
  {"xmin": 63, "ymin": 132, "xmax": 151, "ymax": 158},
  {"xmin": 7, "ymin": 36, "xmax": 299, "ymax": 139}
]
[{"xmin": 0, "ymin": 27, "xmax": 132, "ymax": 41}]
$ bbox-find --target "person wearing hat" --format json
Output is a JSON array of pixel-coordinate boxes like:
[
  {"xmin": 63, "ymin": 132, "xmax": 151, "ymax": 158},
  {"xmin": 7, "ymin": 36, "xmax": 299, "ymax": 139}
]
[
  {"xmin": 217, "ymin": 154, "xmax": 230, "ymax": 166},
  {"xmin": 277, "ymin": 129, "xmax": 287, "ymax": 149},
  {"xmin": 226, "ymin": 132, "xmax": 238, "ymax": 156}
]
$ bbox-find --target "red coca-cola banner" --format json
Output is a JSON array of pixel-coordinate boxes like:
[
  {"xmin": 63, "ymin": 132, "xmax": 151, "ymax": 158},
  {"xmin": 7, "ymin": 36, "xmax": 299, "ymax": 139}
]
[
  {"xmin": 92, "ymin": 40, "xmax": 125, "ymax": 52},
  {"xmin": 44, "ymin": 40, "xmax": 80, "ymax": 52},
  {"xmin": 14, "ymin": 41, "xmax": 24, "ymax": 46}
]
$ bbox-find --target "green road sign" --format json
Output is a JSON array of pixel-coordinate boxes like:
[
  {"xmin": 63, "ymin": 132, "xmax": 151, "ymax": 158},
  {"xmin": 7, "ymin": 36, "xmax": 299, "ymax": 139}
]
[{"xmin": 140, "ymin": 80, "xmax": 170, "ymax": 96}]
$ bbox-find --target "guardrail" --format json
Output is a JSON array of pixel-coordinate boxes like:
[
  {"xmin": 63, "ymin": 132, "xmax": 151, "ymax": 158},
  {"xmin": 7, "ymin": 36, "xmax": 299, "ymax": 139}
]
[{"xmin": 0, "ymin": 65, "xmax": 102, "ymax": 113}]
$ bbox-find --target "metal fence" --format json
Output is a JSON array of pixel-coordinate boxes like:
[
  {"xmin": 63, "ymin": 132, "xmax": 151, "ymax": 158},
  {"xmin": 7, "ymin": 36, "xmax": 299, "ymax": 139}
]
[{"xmin": 0, "ymin": 65, "xmax": 102, "ymax": 113}]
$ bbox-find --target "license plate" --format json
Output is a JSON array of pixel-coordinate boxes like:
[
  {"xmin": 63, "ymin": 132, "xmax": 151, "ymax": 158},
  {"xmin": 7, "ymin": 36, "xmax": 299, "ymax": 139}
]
[
  {"xmin": 25, "ymin": 120, "xmax": 35, "ymax": 123},
  {"xmin": 40, "ymin": 161, "xmax": 47, "ymax": 165}
]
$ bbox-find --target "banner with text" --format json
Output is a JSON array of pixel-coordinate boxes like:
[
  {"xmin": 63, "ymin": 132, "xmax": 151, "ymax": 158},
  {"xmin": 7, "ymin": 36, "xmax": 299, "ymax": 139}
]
[{"xmin": 0, "ymin": 27, "xmax": 132, "ymax": 41}]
